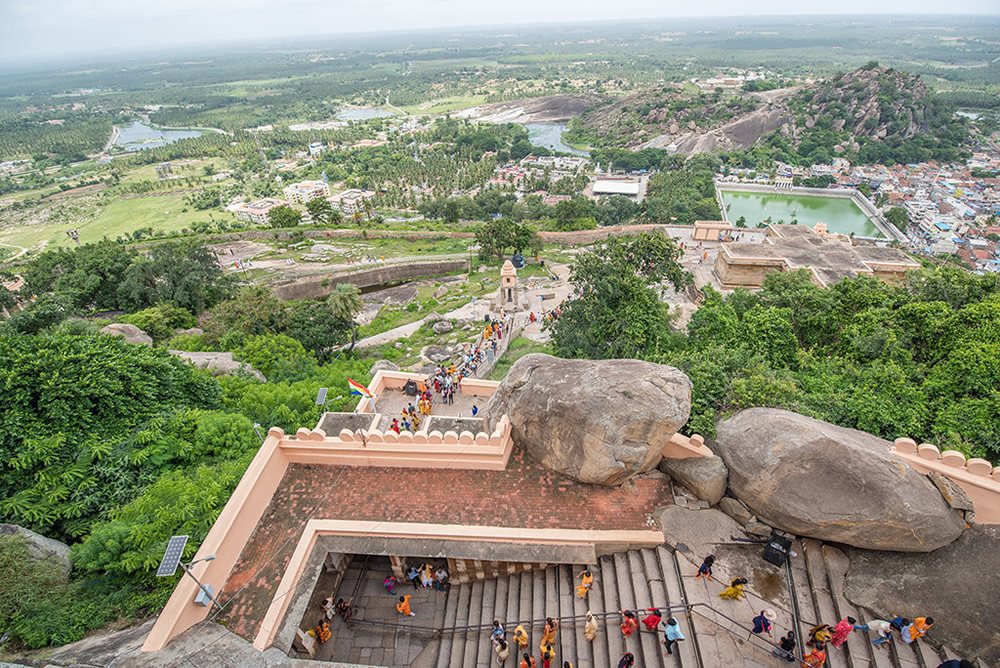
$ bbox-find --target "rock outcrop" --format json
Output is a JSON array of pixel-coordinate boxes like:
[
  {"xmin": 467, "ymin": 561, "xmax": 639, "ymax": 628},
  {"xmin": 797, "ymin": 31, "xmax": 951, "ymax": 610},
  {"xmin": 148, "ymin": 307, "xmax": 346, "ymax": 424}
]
[
  {"xmin": 100, "ymin": 323, "xmax": 152, "ymax": 345},
  {"xmin": 714, "ymin": 408, "xmax": 966, "ymax": 552},
  {"xmin": 432, "ymin": 320, "xmax": 454, "ymax": 334},
  {"xmin": 844, "ymin": 525, "xmax": 1000, "ymax": 664},
  {"xmin": 658, "ymin": 456, "xmax": 728, "ymax": 505},
  {"xmin": 484, "ymin": 354, "xmax": 691, "ymax": 486},
  {"xmin": 0, "ymin": 524, "xmax": 72, "ymax": 581},
  {"xmin": 369, "ymin": 359, "xmax": 400, "ymax": 375},
  {"xmin": 169, "ymin": 351, "xmax": 266, "ymax": 382}
]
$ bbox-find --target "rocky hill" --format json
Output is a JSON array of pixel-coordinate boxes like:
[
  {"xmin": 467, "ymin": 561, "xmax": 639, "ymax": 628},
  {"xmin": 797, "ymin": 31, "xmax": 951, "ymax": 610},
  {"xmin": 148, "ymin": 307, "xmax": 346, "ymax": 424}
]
[
  {"xmin": 567, "ymin": 85, "xmax": 768, "ymax": 150},
  {"xmin": 775, "ymin": 64, "xmax": 967, "ymax": 164},
  {"xmin": 570, "ymin": 65, "xmax": 968, "ymax": 165}
]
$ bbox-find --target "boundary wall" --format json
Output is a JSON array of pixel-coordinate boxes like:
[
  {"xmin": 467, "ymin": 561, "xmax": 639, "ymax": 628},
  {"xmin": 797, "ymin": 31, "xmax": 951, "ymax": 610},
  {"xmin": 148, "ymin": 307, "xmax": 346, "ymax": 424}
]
[{"xmin": 891, "ymin": 438, "xmax": 1000, "ymax": 524}]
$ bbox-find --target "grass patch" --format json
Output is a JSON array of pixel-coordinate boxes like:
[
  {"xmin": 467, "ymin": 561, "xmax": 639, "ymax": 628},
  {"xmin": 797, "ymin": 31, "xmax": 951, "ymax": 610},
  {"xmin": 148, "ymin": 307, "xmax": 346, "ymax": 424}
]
[
  {"xmin": 0, "ymin": 192, "xmax": 235, "ymax": 250},
  {"xmin": 398, "ymin": 95, "xmax": 488, "ymax": 115}
]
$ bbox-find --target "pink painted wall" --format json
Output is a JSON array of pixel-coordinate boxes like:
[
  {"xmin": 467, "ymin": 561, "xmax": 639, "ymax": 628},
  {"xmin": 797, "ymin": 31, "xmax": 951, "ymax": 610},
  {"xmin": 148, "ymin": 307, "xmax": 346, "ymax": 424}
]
[
  {"xmin": 142, "ymin": 427, "xmax": 292, "ymax": 652},
  {"xmin": 891, "ymin": 438, "xmax": 1000, "ymax": 524},
  {"xmin": 661, "ymin": 432, "xmax": 713, "ymax": 459}
]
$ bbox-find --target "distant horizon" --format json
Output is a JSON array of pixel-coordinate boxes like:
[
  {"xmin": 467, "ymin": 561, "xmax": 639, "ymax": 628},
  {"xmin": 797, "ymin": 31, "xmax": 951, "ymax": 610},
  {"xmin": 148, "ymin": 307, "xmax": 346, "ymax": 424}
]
[{"xmin": 2, "ymin": 4, "xmax": 999, "ymax": 69}]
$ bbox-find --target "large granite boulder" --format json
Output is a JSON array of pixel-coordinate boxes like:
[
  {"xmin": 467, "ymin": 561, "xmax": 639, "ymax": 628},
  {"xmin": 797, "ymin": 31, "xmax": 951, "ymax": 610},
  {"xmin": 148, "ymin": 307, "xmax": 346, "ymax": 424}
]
[
  {"xmin": 100, "ymin": 323, "xmax": 152, "ymax": 345},
  {"xmin": 484, "ymin": 354, "xmax": 691, "ymax": 486},
  {"xmin": 714, "ymin": 409, "xmax": 965, "ymax": 552},
  {"xmin": 0, "ymin": 524, "xmax": 72, "ymax": 581},
  {"xmin": 844, "ymin": 525, "xmax": 1000, "ymax": 664},
  {"xmin": 658, "ymin": 456, "xmax": 728, "ymax": 505}
]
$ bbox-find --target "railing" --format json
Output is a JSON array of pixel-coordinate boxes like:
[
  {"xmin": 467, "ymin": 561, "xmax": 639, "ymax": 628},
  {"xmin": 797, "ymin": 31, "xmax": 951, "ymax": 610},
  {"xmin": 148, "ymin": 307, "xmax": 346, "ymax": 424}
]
[{"xmin": 343, "ymin": 602, "xmax": 801, "ymax": 661}]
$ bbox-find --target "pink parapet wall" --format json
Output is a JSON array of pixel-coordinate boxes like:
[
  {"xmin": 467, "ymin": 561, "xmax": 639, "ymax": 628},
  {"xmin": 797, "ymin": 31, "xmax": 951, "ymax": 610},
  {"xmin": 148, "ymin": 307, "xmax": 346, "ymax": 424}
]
[
  {"xmin": 662, "ymin": 432, "xmax": 713, "ymax": 459},
  {"xmin": 142, "ymin": 371, "xmax": 514, "ymax": 653},
  {"xmin": 891, "ymin": 437, "xmax": 1000, "ymax": 524},
  {"xmin": 141, "ymin": 427, "xmax": 291, "ymax": 653}
]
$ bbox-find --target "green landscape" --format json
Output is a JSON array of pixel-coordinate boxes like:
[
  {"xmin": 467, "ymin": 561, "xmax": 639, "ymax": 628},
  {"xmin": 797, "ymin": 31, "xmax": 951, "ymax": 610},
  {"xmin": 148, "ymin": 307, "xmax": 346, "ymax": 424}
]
[{"xmin": 1, "ymin": 9, "xmax": 999, "ymax": 667}]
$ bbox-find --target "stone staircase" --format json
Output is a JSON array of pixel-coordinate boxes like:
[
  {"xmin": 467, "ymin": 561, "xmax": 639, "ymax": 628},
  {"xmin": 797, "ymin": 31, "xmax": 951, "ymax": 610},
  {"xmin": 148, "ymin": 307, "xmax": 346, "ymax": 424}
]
[
  {"xmin": 430, "ymin": 540, "xmax": 988, "ymax": 668},
  {"xmin": 790, "ymin": 538, "xmax": 984, "ymax": 668},
  {"xmin": 435, "ymin": 546, "xmax": 702, "ymax": 668}
]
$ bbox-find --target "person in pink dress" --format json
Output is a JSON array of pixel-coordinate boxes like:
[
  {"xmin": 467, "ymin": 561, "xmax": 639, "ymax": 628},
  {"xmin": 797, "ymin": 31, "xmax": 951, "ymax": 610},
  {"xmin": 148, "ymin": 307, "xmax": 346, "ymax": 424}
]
[{"xmin": 830, "ymin": 616, "xmax": 857, "ymax": 648}]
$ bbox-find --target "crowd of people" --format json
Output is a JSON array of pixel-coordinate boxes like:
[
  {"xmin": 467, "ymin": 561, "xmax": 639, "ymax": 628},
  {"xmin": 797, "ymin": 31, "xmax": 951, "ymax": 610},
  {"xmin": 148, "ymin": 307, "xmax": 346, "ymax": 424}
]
[
  {"xmin": 694, "ymin": 553, "xmax": 952, "ymax": 667},
  {"xmin": 312, "ymin": 555, "xmax": 973, "ymax": 668}
]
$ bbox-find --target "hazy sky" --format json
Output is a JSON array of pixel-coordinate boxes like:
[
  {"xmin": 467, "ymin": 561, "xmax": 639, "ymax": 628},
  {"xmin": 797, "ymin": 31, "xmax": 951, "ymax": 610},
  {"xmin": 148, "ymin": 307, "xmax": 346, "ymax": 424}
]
[{"xmin": 1, "ymin": 0, "xmax": 997, "ymax": 64}]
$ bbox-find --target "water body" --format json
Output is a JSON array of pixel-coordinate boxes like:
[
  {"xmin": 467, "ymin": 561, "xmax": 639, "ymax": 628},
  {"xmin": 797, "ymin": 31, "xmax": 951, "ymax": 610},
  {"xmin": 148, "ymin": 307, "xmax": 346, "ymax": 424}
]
[
  {"xmin": 720, "ymin": 190, "xmax": 884, "ymax": 239},
  {"xmin": 336, "ymin": 108, "xmax": 395, "ymax": 121},
  {"xmin": 524, "ymin": 122, "xmax": 589, "ymax": 156},
  {"xmin": 113, "ymin": 121, "xmax": 202, "ymax": 152}
]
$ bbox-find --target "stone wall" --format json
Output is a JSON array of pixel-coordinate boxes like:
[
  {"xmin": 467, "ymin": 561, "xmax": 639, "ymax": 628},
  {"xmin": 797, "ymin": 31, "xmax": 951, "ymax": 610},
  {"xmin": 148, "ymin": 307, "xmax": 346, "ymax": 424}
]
[
  {"xmin": 271, "ymin": 259, "xmax": 469, "ymax": 301},
  {"xmin": 713, "ymin": 250, "xmax": 791, "ymax": 287}
]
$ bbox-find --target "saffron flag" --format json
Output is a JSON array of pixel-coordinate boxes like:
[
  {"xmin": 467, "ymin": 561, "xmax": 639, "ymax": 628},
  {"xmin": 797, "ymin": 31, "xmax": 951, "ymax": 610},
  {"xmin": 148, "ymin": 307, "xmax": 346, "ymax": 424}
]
[{"xmin": 347, "ymin": 378, "xmax": 374, "ymax": 399}]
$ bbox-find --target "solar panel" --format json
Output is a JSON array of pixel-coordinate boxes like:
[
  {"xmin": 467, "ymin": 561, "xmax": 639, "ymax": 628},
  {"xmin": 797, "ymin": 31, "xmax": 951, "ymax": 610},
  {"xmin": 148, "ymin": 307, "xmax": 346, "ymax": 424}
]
[
  {"xmin": 156, "ymin": 535, "xmax": 189, "ymax": 577},
  {"xmin": 315, "ymin": 387, "xmax": 328, "ymax": 405}
]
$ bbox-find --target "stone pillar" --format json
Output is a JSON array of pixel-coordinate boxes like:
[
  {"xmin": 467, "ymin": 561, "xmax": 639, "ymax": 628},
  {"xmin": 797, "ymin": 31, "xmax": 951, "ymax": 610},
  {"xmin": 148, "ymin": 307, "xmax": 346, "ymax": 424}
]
[{"xmin": 389, "ymin": 555, "xmax": 406, "ymax": 581}]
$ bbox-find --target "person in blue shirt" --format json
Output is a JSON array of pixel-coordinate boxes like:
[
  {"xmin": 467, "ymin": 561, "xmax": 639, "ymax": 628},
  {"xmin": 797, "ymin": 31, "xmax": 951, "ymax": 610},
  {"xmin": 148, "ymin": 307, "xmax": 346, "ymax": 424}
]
[
  {"xmin": 472, "ymin": 405, "xmax": 479, "ymax": 416},
  {"xmin": 491, "ymin": 620, "xmax": 505, "ymax": 645},
  {"xmin": 663, "ymin": 617, "xmax": 686, "ymax": 655}
]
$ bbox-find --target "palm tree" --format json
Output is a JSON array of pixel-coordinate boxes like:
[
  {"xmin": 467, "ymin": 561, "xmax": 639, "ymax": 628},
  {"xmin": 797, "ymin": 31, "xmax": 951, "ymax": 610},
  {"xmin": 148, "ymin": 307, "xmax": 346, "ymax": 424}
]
[{"xmin": 327, "ymin": 283, "xmax": 363, "ymax": 351}]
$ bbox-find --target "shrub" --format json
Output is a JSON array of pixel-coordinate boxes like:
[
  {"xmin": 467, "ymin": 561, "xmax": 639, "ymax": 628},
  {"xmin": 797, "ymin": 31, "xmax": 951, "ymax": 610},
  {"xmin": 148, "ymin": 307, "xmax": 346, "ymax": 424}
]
[
  {"xmin": 118, "ymin": 304, "xmax": 197, "ymax": 343},
  {"xmin": 233, "ymin": 334, "xmax": 312, "ymax": 379}
]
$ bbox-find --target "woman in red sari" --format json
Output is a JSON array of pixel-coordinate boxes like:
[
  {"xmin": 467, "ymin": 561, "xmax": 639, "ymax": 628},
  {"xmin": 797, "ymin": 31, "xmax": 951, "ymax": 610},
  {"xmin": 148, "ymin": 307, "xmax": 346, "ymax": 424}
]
[{"xmin": 620, "ymin": 610, "xmax": 639, "ymax": 637}]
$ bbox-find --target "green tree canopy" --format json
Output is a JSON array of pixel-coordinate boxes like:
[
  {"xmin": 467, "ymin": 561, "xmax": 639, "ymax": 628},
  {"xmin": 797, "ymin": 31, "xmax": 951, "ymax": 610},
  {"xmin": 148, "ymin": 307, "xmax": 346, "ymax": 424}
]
[{"xmin": 267, "ymin": 204, "xmax": 303, "ymax": 228}]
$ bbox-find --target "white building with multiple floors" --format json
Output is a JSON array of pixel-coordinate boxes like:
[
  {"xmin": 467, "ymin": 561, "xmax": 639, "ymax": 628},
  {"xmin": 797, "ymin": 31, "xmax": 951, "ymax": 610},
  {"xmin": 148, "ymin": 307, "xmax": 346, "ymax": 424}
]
[
  {"xmin": 226, "ymin": 198, "xmax": 290, "ymax": 225},
  {"xmin": 282, "ymin": 180, "xmax": 330, "ymax": 204},
  {"xmin": 328, "ymin": 189, "xmax": 376, "ymax": 214}
]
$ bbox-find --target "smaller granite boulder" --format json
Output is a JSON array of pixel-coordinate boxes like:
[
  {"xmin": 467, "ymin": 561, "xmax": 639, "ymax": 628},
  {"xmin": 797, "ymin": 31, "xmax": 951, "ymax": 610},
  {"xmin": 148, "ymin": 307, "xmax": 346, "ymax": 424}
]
[
  {"xmin": 658, "ymin": 456, "xmax": 728, "ymax": 505},
  {"xmin": 433, "ymin": 285, "xmax": 448, "ymax": 299},
  {"xmin": 173, "ymin": 327, "xmax": 204, "ymax": 336},
  {"xmin": 169, "ymin": 351, "xmax": 266, "ymax": 382},
  {"xmin": 423, "ymin": 311, "xmax": 443, "ymax": 323},
  {"xmin": 369, "ymin": 359, "xmax": 400, "ymax": 375},
  {"xmin": 0, "ymin": 524, "xmax": 72, "ymax": 581},
  {"xmin": 432, "ymin": 320, "xmax": 454, "ymax": 334},
  {"xmin": 100, "ymin": 323, "xmax": 152, "ymax": 345},
  {"xmin": 718, "ymin": 497, "xmax": 753, "ymax": 525}
]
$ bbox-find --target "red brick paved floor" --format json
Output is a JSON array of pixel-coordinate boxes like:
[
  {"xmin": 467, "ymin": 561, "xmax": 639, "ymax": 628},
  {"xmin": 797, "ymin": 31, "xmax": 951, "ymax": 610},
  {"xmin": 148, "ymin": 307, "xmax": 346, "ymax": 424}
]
[{"xmin": 219, "ymin": 446, "xmax": 671, "ymax": 641}]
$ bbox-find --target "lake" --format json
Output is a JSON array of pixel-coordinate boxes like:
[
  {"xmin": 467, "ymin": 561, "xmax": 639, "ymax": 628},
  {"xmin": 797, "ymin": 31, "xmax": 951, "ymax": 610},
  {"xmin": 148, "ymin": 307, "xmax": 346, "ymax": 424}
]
[
  {"xmin": 114, "ymin": 121, "xmax": 202, "ymax": 152},
  {"xmin": 524, "ymin": 122, "xmax": 589, "ymax": 156},
  {"xmin": 719, "ymin": 189, "xmax": 884, "ymax": 239},
  {"xmin": 337, "ymin": 108, "xmax": 395, "ymax": 121}
]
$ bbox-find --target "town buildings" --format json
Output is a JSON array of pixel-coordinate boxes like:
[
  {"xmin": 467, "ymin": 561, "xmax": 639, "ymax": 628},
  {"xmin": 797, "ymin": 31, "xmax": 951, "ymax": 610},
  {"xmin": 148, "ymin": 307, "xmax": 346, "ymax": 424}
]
[
  {"xmin": 327, "ymin": 188, "xmax": 377, "ymax": 214},
  {"xmin": 226, "ymin": 198, "xmax": 291, "ymax": 225},
  {"xmin": 282, "ymin": 180, "xmax": 330, "ymax": 204}
]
